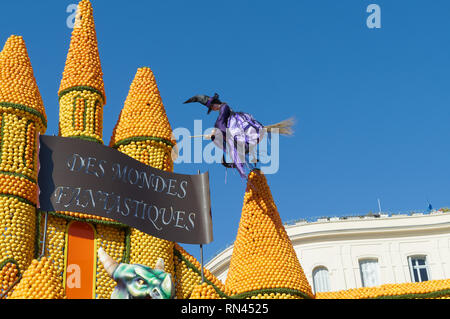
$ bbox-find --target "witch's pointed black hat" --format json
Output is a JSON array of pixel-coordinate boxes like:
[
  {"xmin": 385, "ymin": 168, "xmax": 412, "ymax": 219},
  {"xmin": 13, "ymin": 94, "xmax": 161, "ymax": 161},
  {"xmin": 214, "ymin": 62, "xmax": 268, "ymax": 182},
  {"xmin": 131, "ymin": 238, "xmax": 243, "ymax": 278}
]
[{"xmin": 184, "ymin": 93, "xmax": 222, "ymax": 114}]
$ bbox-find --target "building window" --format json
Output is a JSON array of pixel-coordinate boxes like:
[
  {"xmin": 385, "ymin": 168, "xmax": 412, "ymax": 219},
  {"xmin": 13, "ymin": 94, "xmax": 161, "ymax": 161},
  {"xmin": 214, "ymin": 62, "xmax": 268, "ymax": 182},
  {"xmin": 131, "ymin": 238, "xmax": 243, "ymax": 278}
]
[
  {"xmin": 313, "ymin": 266, "xmax": 330, "ymax": 293},
  {"xmin": 408, "ymin": 256, "xmax": 430, "ymax": 282},
  {"xmin": 359, "ymin": 259, "xmax": 380, "ymax": 287}
]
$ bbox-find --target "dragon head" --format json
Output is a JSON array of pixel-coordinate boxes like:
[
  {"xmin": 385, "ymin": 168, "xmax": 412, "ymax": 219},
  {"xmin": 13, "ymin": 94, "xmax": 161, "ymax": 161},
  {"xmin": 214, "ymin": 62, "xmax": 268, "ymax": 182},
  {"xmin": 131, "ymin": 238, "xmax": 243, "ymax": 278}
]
[{"xmin": 98, "ymin": 247, "xmax": 175, "ymax": 299}]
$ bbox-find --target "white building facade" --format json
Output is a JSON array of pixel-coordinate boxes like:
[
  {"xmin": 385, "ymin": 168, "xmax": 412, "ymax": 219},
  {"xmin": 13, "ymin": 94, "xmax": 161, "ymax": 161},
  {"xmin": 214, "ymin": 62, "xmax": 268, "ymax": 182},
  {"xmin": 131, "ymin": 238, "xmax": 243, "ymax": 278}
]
[{"xmin": 206, "ymin": 211, "xmax": 450, "ymax": 293}]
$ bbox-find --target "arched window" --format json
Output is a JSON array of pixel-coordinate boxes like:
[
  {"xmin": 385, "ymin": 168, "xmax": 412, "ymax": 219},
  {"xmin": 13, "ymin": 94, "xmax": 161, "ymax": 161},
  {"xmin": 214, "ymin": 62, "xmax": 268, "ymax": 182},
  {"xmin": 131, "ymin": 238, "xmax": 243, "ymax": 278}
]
[
  {"xmin": 312, "ymin": 266, "xmax": 330, "ymax": 293},
  {"xmin": 408, "ymin": 255, "xmax": 430, "ymax": 282},
  {"xmin": 359, "ymin": 258, "xmax": 380, "ymax": 287}
]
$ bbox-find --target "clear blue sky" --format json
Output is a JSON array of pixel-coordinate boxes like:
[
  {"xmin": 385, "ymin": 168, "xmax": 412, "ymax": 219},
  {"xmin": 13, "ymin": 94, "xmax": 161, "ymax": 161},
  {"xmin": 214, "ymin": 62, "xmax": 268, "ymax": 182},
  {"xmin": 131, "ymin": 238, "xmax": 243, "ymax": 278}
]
[{"xmin": 1, "ymin": 0, "xmax": 450, "ymax": 262}]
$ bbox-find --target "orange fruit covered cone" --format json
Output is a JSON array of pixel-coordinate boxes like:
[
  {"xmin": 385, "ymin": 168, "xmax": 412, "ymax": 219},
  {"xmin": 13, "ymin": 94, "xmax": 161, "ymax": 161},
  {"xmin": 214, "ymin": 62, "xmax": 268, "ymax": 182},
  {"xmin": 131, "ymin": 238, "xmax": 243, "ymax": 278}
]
[
  {"xmin": 109, "ymin": 67, "xmax": 177, "ymax": 284},
  {"xmin": 0, "ymin": 35, "xmax": 47, "ymax": 132},
  {"xmin": 58, "ymin": 0, "xmax": 105, "ymax": 102},
  {"xmin": 110, "ymin": 67, "xmax": 175, "ymax": 148},
  {"xmin": 225, "ymin": 170, "xmax": 314, "ymax": 299}
]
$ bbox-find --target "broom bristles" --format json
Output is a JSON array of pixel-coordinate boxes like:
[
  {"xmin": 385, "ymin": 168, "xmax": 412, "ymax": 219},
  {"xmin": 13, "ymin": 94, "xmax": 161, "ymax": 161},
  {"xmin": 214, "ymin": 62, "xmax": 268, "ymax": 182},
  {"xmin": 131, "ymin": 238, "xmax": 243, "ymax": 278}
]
[{"xmin": 265, "ymin": 117, "xmax": 295, "ymax": 136}]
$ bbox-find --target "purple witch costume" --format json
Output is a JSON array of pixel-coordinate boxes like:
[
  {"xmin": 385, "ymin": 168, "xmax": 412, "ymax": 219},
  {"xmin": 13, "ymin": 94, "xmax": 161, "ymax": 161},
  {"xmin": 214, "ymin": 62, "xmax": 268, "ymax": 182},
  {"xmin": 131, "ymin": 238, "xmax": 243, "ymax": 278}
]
[
  {"xmin": 212, "ymin": 101, "xmax": 264, "ymax": 179},
  {"xmin": 184, "ymin": 93, "xmax": 293, "ymax": 180}
]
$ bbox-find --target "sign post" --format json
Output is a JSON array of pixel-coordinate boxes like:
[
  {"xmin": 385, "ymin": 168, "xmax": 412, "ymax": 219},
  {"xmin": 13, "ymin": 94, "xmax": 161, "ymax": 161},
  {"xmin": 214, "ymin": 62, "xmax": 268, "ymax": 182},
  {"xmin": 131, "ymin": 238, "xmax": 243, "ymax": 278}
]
[{"xmin": 198, "ymin": 171, "xmax": 205, "ymax": 283}]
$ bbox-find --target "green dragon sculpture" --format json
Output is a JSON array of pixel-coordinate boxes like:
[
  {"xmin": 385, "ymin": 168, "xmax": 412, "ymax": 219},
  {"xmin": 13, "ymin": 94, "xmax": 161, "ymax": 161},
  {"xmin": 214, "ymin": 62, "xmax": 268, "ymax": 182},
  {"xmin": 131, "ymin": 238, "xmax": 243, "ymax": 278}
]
[{"xmin": 98, "ymin": 248, "xmax": 175, "ymax": 299}]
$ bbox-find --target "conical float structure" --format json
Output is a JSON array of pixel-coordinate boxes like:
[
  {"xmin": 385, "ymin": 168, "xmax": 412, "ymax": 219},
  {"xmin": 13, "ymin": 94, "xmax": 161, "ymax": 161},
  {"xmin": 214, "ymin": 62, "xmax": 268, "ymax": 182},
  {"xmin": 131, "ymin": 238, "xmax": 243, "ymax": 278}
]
[
  {"xmin": 42, "ymin": 0, "xmax": 128, "ymax": 300},
  {"xmin": 110, "ymin": 66, "xmax": 177, "ymax": 279},
  {"xmin": 56, "ymin": 0, "xmax": 110, "ymax": 222},
  {"xmin": 58, "ymin": 0, "xmax": 105, "ymax": 143},
  {"xmin": 0, "ymin": 35, "xmax": 46, "ymax": 298},
  {"xmin": 225, "ymin": 170, "xmax": 314, "ymax": 299},
  {"xmin": 110, "ymin": 66, "xmax": 176, "ymax": 155},
  {"xmin": 110, "ymin": 67, "xmax": 229, "ymax": 299},
  {"xmin": 0, "ymin": 35, "xmax": 47, "ymax": 132}
]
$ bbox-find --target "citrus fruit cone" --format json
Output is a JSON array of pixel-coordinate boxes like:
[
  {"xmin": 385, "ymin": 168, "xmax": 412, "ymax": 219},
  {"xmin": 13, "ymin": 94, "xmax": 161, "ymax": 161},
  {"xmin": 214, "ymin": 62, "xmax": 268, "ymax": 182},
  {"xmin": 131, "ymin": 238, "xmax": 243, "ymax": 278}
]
[
  {"xmin": 225, "ymin": 169, "xmax": 314, "ymax": 299},
  {"xmin": 58, "ymin": 0, "xmax": 105, "ymax": 144},
  {"xmin": 110, "ymin": 66, "xmax": 177, "ymax": 280},
  {"xmin": 0, "ymin": 35, "xmax": 45, "ymax": 285}
]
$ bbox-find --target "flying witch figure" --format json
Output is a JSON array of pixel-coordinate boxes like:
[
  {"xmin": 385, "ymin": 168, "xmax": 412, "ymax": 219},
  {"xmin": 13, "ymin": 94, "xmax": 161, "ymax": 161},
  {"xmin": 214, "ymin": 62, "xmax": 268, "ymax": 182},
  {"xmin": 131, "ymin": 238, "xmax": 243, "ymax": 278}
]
[{"xmin": 184, "ymin": 93, "xmax": 295, "ymax": 179}]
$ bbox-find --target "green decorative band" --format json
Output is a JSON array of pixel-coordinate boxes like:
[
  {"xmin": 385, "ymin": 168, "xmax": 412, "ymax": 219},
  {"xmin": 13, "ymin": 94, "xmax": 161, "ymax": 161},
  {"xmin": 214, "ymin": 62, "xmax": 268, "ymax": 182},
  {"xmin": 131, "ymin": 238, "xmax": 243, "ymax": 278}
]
[
  {"xmin": 0, "ymin": 194, "xmax": 36, "ymax": 207},
  {"xmin": 113, "ymin": 136, "xmax": 175, "ymax": 149},
  {"xmin": 0, "ymin": 115, "xmax": 4, "ymax": 167},
  {"xmin": 59, "ymin": 86, "xmax": 105, "ymax": 103},
  {"xmin": 122, "ymin": 227, "xmax": 131, "ymax": 264},
  {"xmin": 35, "ymin": 210, "xmax": 130, "ymax": 262},
  {"xmin": 0, "ymin": 170, "xmax": 37, "ymax": 184},
  {"xmin": 34, "ymin": 210, "xmax": 42, "ymax": 259},
  {"xmin": 39, "ymin": 210, "xmax": 129, "ymax": 229},
  {"xmin": 23, "ymin": 120, "xmax": 30, "ymax": 168},
  {"xmin": 230, "ymin": 288, "xmax": 314, "ymax": 300},
  {"xmin": 173, "ymin": 248, "xmax": 229, "ymax": 299},
  {"xmin": 66, "ymin": 135, "xmax": 103, "ymax": 144},
  {"xmin": 93, "ymin": 100, "xmax": 100, "ymax": 137},
  {"xmin": 0, "ymin": 102, "xmax": 47, "ymax": 129},
  {"xmin": 72, "ymin": 95, "xmax": 87, "ymax": 131},
  {"xmin": 374, "ymin": 288, "xmax": 450, "ymax": 300}
]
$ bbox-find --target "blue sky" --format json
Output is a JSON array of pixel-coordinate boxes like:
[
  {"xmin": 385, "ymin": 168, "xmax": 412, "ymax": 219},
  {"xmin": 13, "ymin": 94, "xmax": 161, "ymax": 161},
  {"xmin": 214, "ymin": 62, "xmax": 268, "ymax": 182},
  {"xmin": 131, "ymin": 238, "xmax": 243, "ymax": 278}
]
[{"xmin": 1, "ymin": 0, "xmax": 450, "ymax": 262}]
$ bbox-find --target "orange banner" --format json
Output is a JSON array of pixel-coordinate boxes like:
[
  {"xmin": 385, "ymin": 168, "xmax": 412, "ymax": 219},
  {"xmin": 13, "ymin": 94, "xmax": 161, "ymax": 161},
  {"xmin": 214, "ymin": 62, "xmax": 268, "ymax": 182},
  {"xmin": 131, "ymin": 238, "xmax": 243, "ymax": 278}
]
[{"xmin": 64, "ymin": 221, "xmax": 96, "ymax": 299}]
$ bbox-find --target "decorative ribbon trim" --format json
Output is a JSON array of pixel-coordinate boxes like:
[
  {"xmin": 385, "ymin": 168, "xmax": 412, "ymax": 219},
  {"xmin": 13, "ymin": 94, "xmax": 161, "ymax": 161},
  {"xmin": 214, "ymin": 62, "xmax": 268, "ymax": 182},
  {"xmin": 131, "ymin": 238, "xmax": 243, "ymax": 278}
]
[
  {"xmin": 122, "ymin": 227, "xmax": 131, "ymax": 264},
  {"xmin": 231, "ymin": 288, "xmax": 314, "ymax": 300},
  {"xmin": 112, "ymin": 136, "xmax": 175, "ymax": 149},
  {"xmin": 35, "ymin": 210, "xmax": 131, "ymax": 264},
  {"xmin": 58, "ymin": 86, "xmax": 105, "ymax": 104},
  {"xmin": 38, "ymin": 210, "xmax": 129, "ymax": 229}
]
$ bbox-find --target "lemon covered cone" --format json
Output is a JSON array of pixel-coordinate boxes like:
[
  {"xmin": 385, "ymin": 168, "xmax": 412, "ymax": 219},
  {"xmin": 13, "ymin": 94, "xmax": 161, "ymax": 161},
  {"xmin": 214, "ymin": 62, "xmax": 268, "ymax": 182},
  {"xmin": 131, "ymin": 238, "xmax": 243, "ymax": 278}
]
[
  {"xmin": 58, "ymin": 0, "xmax": 105, "ymax": 143},
  {"xmin": 0, "ymin": 35, "xmax": 47, "ymax": 132},
  {"xmin": 110, "ymin": 67, "xmax": 175, "ymax": 150},
  {"xmin": 59, "ymin": 0, "xmax": 105, "ymax": 99},
  {"xmin": 110, "ymin": 67, "xmax": 176, "ymax": 277},
  {"xmin": 0, "ymin": 35, "xmax": 46, "ymax": 297},
  {"xmin": 225, "ymin": 170, "xmax": 314, "ymax": 299},
  {"xmin": 56, "ymin": 0, "xmax": 111, "ymax": 222}
]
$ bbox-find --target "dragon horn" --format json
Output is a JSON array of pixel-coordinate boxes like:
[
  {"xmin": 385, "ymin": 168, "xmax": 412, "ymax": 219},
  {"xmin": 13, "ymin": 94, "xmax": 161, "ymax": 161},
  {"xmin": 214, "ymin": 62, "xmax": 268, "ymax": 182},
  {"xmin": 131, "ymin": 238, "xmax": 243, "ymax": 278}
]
[
  {"xmin": 155, "ymin": 258, "xmax": 165, "ymax": 271},
  {"xmin": 98, "ymin": 247, "xmax": 119, "ymax": 277},
  {"xmin": 162, "ymin": 274, "xmax": 175, "ymax": 298}
]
